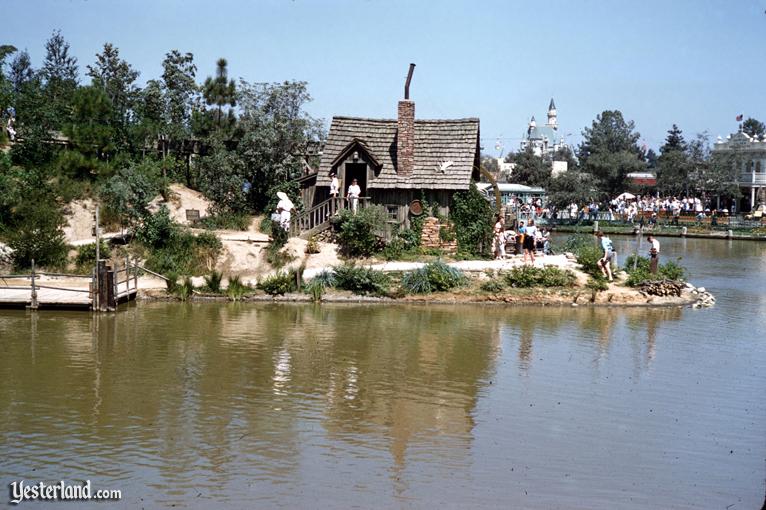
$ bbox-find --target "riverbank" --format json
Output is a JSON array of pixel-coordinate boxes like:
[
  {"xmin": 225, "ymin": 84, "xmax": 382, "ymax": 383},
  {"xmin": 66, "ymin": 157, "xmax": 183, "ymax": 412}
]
[{"xmin": 551, "ymin": 223, "xmax": 766, "ymax": 241}]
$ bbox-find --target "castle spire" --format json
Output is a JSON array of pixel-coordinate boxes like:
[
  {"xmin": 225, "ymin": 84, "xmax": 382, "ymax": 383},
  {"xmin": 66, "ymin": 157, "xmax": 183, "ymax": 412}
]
[{"xmin": 547, "ymin": 98, "xmax": 557, "ymax": 130}]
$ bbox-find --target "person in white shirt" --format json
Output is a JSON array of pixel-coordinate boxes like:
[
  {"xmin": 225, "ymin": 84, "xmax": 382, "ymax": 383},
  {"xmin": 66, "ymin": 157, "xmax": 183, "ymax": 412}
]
[
  {"xmin": 329, "ymin": 172, "xmax": 339, "ymax": 199},
  {"xmin": 276, "ymin": 191, "xmax": 294, "ymax": 231},
  {"xmin": 522, "ymin": 219, "xmax": 538, "ymax": 264},
  {"xmin": 647, "ymin": 235, "xmax": 660, "ymax": 274},
  {"xmin": 347, "ymin": 179, "xmax": 361, "ymax": 214},
  {"xmin": 493, "ymin": 215, "xmax": 505, "ymax": 260}
]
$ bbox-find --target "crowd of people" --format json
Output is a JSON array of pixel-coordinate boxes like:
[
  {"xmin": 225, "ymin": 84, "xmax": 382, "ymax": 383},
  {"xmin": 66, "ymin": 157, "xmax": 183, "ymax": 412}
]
[
  {"xmin": 561, "ymin": 193, "xmax": 733, "ymax": 225},
  {"xmin": 493, "ymin": 215, "xmax": 551, "ymax": 262}
]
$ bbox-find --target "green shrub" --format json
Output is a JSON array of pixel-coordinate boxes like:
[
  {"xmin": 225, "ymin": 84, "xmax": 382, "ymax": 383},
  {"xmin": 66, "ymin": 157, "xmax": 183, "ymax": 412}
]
[
  {"xmin": 558, "ymin": 234, "xmax": 609, "ymax": 279},
  {"xmin": 137, "ymin": 205, "xmax": 178, "ymax": 249},
  {"xmin": 333, "ymin": 264, "xmax": 390, "ymax": 296},
  {"xmin": 305, "ymin": 236, "xmax": 320, "ymax": 254},
  {"xmin": 200, "ymin": 211, "xmax": 251, "ymax": 230},
  {"xmin": 504, "ymin": 265, "xmax": 576, "ymax": 288},
  {"xmin": 138, "ymin": 209, "xmax": 222, "ymax": 276},
  {"xmin": 586, "ymin": 276, "xmax": 609, "ymax": 292},
  {"xmin": 400, "ymin": 267, "xmax": 431, "ymax": 294},
  {"xmin": 203, "ymin": 270, "xmax": 224, "ymax": 293},
  {"xmin": 257, "ymin": 272, "xmax": 296, "ymax": 296},
  {"xmin": 226, "ymin": 275, "xmax": 251, "ymax": 301},
  {"xmin": 336, "ymin": 206, "xmax": 387, "ymax": 257},
  {"xmin": 165, "ymin": 271, "xmax": 179, "ymax": 293},
  {"xmin": 623, "ymin": 256, "xmax": 686, "ymax": 287},
  {"xmin": 450, "ymin": 182, "xmax": 494, "ymax": 257},
  {"xmin": 480, "ymin": 279, "xmax": 505, "ymax": 293},
  {"xmin": 175, "ymin": 276, "xmax": 195, "ymax": 301},
  {"xmin": 660, "ymin": 259, "xmax": 686, "ymax": 281},
  {"xmin": 4, "ymin": 197, "xmax": 68, "ymax": 270},
  {"xmin": 74, "ymin": 241, "xmax": 111, "ymax": 270},
  {"xmin": 304, "ymin": 278, "xmax": 326, "ymax": 302},
  {"xmin": 401, "ymin": 262, "xmax": 466, "ymax": 294},
  {"xmin": 266, "ymin": 242, "xmax": 295, "ymax": 269},
  {"xmin": 623, "ymin": 254, "xmax": 650, "ymax": 273}
]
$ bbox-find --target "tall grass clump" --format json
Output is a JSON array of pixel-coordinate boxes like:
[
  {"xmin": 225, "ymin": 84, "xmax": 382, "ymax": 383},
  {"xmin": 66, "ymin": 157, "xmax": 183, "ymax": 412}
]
[
  {"xmin": 203, "ymin": 270, "xmax": 223, "ymax": 293},
  {"xmin": 401, "ymin": 261, "xmax": 467, "ymax": 294},
  {"xmin": 333, "ymin": 264, "xmax": 390, "ymax": 296},
  {"xmin": 226, "ymin": 275, "xmax": 251, "ymax": 301}
]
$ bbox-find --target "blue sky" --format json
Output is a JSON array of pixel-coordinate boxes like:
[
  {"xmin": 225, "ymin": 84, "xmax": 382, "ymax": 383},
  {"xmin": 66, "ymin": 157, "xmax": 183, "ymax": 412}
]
[{"xmin": 4, "ymin": 0, "xmax": 766, "ymax": 155}]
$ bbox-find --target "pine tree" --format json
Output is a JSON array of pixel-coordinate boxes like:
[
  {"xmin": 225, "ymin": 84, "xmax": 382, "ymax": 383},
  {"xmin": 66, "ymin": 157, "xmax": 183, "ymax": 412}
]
[{"xmin": 203, "ymin": 58, "xmax": 236, "ymax": 128}]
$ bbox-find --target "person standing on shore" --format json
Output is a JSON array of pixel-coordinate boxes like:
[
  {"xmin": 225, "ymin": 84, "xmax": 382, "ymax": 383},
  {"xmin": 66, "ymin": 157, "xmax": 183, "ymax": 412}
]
[
  {"xmin": 523, "ymin": 219, "xmax": 537, "ymax": 264},
  {"xmin": 595, "ymin": 231, "xmax": 614, "ymax": 282},
  {"xmin": 647, "ymin": 235, "xmax": 660, "ymax": 274}
]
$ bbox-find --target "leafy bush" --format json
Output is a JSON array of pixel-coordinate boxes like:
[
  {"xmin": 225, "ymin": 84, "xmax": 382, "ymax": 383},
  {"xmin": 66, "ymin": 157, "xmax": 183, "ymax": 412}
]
[
  {"xmin": 258, "ymin": 272, "xmax": 296, "ymax": 296},
  {"xmin": 311, "ymin": 269, "xmax": 337, "ymax": 288},
  {"xmin": 100, "ymin": 160, "xmax": 162, "ymax": 225},
  {"xmin": 450, "ymin": 182, "xmax": 494, "ymax": 257},
  {"xmin": 226, "ymin": 275, "xmax": 251, "ymax": 301},
  {"xmin": 333, "ymin": 264, "xmax": 390, "ymax": 296},
  {"xmin": 3, "ymin": 196, "xmax": 68, "ymax": 270},
  {"xmin": 504, "ymin": 265, "xmax": 576, "ymax": 288},
  {"xmin": 203, "ymin": 270, "xmax": 224, "ymax": 293},
  {"xmin": 305, "ymin": 236, "xmax": 320, "ymax": 254},
  {"xmin": 336, "ymin": 206, "xmax": 387, "ymax": 257},
  {"xmin": 586, "ymin": 276, "xmax": 609, "ymax": 292},
  {"xmin": 136, "ymin": 205, "xmax": 178, "ymax": 249},
  {"xmin": 480, "ymin": 279, "xmax": 505, "ymax": 293},
  {"xmin": 401, "ymin": 261, "xmax": 467, "ymax": 294},
  {"xmin": 74, "ymin": 241, "xmax": 111, "ymax": 270},
  {"xmin": 200, "ymin": 211, "xmax": 251, "ymax": 230},
  {"xmin": 661, "ymin": 259, "xmax": 686, "ymax": 281},
  {"xmin": 559, "ymin": 234, "xmax": 603, "ymax": 278},
  {"xmin": 623, "ymin": 255, "xmax": 686, "ymax": 287}
]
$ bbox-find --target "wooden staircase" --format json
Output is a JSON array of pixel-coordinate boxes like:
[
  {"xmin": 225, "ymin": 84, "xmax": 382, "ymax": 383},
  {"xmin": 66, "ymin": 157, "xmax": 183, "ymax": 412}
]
[{"xmin": 290, "ymin": 197, "xmax": 369, "ymax": 239}]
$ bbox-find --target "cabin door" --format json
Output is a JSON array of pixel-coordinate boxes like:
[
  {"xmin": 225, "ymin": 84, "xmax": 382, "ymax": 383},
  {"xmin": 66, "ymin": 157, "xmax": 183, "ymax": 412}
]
[{"xmin": 344, "ymin": 163, "xmax": 367, "ymax": 196}]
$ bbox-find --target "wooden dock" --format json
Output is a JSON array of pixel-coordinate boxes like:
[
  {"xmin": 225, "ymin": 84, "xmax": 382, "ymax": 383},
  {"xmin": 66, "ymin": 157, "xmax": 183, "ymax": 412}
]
[{"xmin": 0, "ymin": 260, "xmax": 139, "ymax": 311}]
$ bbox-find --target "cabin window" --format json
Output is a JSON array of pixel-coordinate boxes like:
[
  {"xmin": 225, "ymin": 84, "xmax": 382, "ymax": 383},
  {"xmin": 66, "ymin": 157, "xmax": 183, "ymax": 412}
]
[{"xmin": 386, "ymin": 205, "xmax": 399, "ymax": 221}]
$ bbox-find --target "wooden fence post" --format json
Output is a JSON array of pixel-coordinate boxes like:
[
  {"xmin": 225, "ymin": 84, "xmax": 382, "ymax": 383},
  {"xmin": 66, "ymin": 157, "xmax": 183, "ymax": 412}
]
[{"xmin": 30, "ymin": 259, "xmax": 38, "ymax": 310}]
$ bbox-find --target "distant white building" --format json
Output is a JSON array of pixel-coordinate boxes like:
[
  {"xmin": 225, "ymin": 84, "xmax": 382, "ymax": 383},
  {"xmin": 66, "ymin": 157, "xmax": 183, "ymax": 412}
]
[
  {"xmin": 520, "ymin": 98, "xmax": 567, "ymax": 158},
  {"xmin": 713, "ymin": 129, "xmax": 766, "ymax": 212}
]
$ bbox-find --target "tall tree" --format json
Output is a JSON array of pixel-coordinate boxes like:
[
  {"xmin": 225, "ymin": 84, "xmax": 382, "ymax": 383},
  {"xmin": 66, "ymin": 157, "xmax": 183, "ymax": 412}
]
[
  {"xmin": 9, "ymin": 50, "xmax": 34, "ymax": 92},
  {"xmin": 505, "ymin": 147, "xmax": 552, "ymax": 187},
  {"xmin": 206, "ymin": 79, "xmax": 322, "ymax": 211},
  {"xmin": 660, "ymin": 124, "xmax": 687, "ymax": 153},
  {"xmin": 161, "ymin": 50, "xmax": 197, "ymax": 134},
  {"xmin": 87, "ymin": 43, "xmax": 140, "ymax": 129},
  {"xmin": 202, "ymin": 58, "xmax": 236, "ymax": 128},
  {"xmin": 40, "ymin": 30, "xmax": 79, "ymax": 129},
  {"xmin": 656, "ymin": 124, "xmax": 690, "ymax": 195},
  {"xmin": 578, "ymin": 110, "xmax": 644, "ymax": 194},
  {"xmin": 741, "ymin": 117, "xmax": 765, "ymax": 139},
  {"xmin": 0, "ymin": 45, "xmax": 17, "ymax": 117}
]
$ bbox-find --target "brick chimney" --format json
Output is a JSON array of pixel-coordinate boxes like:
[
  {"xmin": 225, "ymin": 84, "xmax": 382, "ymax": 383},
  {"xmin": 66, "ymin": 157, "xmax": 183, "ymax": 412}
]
[
  {"xmin": 397, "ymin": 100, "xmax": 415, "ymax": 176},
  {"xmin": 397, "ymin": 63, "xmax": 416, "ymax": 176}
]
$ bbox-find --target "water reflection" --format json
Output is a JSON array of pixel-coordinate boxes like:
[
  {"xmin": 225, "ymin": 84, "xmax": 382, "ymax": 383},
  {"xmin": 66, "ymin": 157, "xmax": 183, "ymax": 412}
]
[{"xmin": 0, "ymin": 238, "xmax": 764, "ymax": 509}]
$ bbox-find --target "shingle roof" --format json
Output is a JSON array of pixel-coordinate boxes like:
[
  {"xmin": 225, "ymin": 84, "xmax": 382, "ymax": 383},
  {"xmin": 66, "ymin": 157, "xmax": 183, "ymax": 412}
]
[{"xmin": 316, "ymin": 116, "xmax": 480, "ymax": 190}]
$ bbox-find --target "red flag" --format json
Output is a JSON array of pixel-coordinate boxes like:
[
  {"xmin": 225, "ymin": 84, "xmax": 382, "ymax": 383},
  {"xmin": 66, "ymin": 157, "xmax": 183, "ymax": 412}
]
[{"xmin": 736, "ymin": 114, "xmax": 744, "ymax": 121}]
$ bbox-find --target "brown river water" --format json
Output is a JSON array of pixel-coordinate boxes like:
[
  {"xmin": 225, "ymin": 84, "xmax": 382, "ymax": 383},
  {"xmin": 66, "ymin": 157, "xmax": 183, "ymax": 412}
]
[{"xmin": 0, "ymin": 236, "xmax": 764, "ymax": 509}]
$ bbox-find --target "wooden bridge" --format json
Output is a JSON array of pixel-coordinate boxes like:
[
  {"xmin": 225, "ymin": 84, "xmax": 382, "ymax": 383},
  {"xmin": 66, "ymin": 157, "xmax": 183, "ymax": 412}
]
[{"xmin": 0, "ymin": 259, "xmax": 140, "ymax": 311}]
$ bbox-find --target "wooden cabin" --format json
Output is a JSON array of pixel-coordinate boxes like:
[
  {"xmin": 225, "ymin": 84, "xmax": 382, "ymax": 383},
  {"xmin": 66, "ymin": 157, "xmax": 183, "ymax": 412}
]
[{"xmin": 311, "ymin": 96, "xmax": 481, "ymax": 226}]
